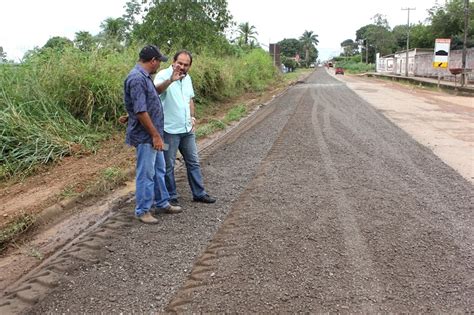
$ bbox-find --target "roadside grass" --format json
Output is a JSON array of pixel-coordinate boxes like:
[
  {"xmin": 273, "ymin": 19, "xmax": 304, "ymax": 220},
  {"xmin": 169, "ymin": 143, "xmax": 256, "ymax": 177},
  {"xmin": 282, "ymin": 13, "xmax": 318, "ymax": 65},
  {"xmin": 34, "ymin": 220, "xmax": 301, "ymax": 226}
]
[
  {"xmin": 196, "ymin": 119, "xmax": 227, "ymax": 138},
  {"xmin": 223, "ymin": 103, "xmax": 247, "ymax": 124},
  {"xmin": 58, "ymin": 166, "xmax": 129, "ymax": 201},
  {"xmin": 1, "ymin": 47, "xmax": 279, "ymax": 180},
  {"xmin": 283, "ymin": 68, "xmax": 313, "ymax": 82},
  {"xmin": 195, "ymin": 102, "xmax": 249, "ymax": 138},
  {"xmin": 60, "ymin": 184, "xmax": 79, "ymax": 199},
  {"xmin": 19, "ymin": 245, "xmax": 44, "ymax": 260},
  {"xmin": 0, "ymin": 213, "xmax": 36, "ymax": 253},
  {"xmin": 91, "ymin": 166, "xmax": 129, "ymax": 195}
]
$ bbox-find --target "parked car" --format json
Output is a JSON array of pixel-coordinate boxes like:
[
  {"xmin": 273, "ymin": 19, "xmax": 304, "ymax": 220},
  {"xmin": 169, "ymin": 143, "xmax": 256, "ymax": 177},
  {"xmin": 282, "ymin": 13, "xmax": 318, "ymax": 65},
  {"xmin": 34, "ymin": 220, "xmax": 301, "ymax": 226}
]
[{"xmin": 335, "ymin": 67, "xmax": 344, "ymax": 75}]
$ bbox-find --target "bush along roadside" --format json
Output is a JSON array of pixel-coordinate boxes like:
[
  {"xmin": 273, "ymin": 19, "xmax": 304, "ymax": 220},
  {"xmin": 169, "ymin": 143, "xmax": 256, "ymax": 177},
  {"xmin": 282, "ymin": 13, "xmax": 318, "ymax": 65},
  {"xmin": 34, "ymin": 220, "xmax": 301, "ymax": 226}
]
[{"xmin": 333, "ymin": 55, "xmax": 375, "ymax": 74}]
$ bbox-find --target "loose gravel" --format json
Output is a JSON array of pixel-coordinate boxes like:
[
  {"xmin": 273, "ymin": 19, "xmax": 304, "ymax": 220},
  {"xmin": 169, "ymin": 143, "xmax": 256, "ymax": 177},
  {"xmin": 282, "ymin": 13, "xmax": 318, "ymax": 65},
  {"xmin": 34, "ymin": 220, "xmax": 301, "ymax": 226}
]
[{"xmin": 29, "ymin": 69, "xmax": 473, "ymax": 313}]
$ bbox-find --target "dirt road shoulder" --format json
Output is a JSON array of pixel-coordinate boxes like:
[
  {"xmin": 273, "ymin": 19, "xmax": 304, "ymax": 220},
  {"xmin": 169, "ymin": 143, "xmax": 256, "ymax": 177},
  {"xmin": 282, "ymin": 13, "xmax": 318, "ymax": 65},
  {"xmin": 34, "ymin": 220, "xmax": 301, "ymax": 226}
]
[{"xmin": 330, "ymin": 70, "xmax": 473, "ymax": 183}]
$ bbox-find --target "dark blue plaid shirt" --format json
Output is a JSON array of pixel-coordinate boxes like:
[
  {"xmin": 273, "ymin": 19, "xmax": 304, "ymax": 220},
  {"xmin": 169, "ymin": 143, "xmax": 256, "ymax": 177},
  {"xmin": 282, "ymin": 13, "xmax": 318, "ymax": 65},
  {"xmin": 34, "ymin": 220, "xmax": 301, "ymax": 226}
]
[{"xmin": 124, "ymin": 64, "xmax": 164, "ymax": 147}]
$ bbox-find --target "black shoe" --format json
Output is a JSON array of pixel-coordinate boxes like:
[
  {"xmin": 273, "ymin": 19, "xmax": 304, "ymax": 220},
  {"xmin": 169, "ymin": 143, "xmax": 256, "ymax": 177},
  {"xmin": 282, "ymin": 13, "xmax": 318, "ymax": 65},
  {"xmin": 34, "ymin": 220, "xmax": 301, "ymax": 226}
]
[
  {"xmin": 193, "ymin": 194, "xmax": 216, "ymax": 204},
  {"xmin": 169, "ymin": 198, "xmax": 180, "ymax": 206}
]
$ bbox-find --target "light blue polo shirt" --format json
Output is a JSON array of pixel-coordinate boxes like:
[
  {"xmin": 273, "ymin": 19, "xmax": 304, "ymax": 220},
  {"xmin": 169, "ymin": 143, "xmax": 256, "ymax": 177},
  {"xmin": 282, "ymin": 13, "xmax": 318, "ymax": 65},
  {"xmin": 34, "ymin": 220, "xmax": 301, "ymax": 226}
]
[{"xmin": 154, "ymin": 65, "xmax": 195, "ymax": 134}]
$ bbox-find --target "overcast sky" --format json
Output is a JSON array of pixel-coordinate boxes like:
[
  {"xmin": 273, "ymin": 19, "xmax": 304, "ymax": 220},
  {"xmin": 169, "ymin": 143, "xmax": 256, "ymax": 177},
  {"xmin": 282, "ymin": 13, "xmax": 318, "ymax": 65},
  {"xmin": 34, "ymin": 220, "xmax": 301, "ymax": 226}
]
[{"xmin": 0, "ymin": 0, "xmax": 440, "ymax": 62}]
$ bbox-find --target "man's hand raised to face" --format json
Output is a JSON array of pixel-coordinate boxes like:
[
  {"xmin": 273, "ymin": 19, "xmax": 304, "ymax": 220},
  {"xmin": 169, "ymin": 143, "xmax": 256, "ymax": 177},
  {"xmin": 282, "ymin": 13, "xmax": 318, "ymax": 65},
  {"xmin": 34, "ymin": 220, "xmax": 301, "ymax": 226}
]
[{"xmin": 171, "ymin": 64, "xmax": 186, "ymax": 82}]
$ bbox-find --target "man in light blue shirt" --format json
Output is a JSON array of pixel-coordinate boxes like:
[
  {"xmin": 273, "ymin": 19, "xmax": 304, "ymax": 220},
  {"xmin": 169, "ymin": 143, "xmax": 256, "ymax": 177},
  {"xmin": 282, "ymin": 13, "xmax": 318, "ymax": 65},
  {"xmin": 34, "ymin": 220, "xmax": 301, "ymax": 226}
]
[{"xmin": 154, "ymin": 50, "xmax": 216, "ymax": 206}]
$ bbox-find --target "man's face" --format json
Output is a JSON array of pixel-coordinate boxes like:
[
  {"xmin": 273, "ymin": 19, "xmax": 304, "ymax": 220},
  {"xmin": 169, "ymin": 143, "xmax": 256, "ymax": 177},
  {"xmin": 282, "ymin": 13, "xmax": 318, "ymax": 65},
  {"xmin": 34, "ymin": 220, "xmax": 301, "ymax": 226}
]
[
  {"xmin": 150, "ymin": 59, "xmax": 161, "ymax": 74},
  {"xmin": 173, "ymin": 53, "xmax": 191, "ymax": 76}
]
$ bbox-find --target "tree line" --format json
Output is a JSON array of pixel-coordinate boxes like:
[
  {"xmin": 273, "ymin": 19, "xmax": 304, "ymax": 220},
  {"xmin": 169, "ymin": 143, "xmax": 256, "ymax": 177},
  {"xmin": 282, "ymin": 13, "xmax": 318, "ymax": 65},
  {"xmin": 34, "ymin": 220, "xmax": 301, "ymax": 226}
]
[
  {"xmin": 340, "ymin": 0, "xmax": 473, "ymax": 63},
  {"xmin": 0, "ymin": 0, "xmax": 278, "ymax": 62},
  {"xmin": 278, "ymin": 31, "xmax": 319, "ymax": 70}
]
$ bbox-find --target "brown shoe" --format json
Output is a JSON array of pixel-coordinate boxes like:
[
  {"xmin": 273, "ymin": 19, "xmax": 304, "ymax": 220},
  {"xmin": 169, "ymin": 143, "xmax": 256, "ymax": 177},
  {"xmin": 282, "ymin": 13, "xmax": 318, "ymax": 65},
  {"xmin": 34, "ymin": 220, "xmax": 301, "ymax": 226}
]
[
  {"xmin": 136, "ymin": 212, "xmax": 158, "ymax": 224},
  {"xmin": 158, "ymin": 204, "xmax": 182, "ymax": 214}
]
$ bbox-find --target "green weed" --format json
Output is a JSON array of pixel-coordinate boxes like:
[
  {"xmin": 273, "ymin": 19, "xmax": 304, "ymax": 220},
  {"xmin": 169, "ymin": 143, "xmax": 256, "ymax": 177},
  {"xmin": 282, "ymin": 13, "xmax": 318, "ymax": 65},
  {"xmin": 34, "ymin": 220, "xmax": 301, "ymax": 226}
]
[
  {"xmin": 223, "ymin": 103, "xmax": 247, "ymax": 123},
  {"xmin": 196, "ymin": 119, "xmax": 226, "ymax": 138},
  {"xmin": 0, "ymin": 213, "xmax": 36, "ymax": 252}
]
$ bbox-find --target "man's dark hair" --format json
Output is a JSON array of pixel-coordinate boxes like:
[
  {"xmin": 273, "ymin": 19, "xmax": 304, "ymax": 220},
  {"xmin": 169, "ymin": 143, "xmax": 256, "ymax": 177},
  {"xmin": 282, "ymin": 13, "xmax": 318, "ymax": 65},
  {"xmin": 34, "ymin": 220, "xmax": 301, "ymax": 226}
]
[{"xmin": 173, "ymin": 50, "xmax": 193, "ymax": 65}]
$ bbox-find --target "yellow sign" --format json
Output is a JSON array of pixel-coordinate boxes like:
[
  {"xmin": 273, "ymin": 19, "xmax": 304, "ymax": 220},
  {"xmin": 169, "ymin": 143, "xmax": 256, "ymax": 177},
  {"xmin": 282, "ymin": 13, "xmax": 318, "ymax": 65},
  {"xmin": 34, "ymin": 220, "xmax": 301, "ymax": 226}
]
[
  {"xmin": 433, "ymin": 62, "xmax": 448, "ymax": 68},
  {"xmin": 433, "ymin": 38, "xmax": 450, "ymax": 69}
]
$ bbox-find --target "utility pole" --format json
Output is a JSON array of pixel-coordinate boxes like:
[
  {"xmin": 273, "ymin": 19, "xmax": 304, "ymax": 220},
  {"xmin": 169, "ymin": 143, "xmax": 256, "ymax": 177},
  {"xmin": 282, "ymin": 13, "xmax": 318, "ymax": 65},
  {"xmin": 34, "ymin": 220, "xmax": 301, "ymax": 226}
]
[
  {"xmin": 461, "ymin": 0, "xmax": 469, "ymax": 86},
  {"xmin": 402, "ymin": 7, "xmax": 416, "ymax": 77},
  {"xmin": 366, "ymin": 39, "xmax": 369, "ymax": 64}
]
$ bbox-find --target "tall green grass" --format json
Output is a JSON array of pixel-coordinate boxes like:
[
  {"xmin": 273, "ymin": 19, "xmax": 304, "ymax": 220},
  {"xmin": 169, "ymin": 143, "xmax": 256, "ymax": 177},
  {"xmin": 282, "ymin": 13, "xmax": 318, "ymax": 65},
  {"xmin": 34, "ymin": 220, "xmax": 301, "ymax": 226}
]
[
  {"xmin": 21, "ymin": 47, "xmax": 135, "ymax": 124},
  {"xmin": 0, "ymin": 46, "xmax": 279, "ymax": 180},
  {"xmin": 334, "ymin": 55, "xmax": 375, "ymax": 74},
  {"xmin": 0, "ymin": 87, "xmax": 105, "ymax": 179},
  {"xmin": 191, "ymin": 48, "xmax": 278, "ymax": 103}
]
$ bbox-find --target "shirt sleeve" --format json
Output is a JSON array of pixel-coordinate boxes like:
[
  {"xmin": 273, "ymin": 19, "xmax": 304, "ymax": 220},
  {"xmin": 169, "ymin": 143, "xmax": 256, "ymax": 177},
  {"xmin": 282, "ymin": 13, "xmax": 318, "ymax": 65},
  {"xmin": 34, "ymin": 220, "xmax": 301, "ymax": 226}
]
[
  {"xmin": 154, "ymin": 69, "xmax": 168, "ymax": 86},
  {"xmin": 129, "ymin": 77, "xmax": 147, "ymax": 114},
  {"xmin": 188, "ymin": 76, "xmax": 195, "ymax": 98}
]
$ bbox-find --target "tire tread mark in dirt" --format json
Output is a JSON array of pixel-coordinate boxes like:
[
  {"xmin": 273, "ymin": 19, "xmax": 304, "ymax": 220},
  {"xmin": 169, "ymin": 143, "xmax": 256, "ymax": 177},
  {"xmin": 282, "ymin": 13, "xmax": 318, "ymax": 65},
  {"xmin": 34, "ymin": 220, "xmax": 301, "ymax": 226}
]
[
  {"xmin": 165, "ymin": 91, "xmax": 307, "ymax": 313},
  {"xmin": 0, "ymin": 210, "xmax": 134, "ymax": 314}
]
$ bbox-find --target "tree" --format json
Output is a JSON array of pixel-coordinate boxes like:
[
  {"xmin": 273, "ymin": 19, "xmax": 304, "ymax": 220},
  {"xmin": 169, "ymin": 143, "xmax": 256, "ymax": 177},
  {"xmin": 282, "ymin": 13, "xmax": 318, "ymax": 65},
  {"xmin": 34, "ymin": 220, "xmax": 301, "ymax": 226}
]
[
  {"xmin": 356, "ymin": 15, "xmax": 395, "ymax": 62},
  {"xmin": 428, "ymin": 0, "xmax": 474, "ymax": 49},
  {"xmin": 237, "ymin": 22, "xmax": 258, "ymax": 46},
  {"xmin": 409, "ymin": 23, "xmax": 435, "ymax": 48},
  {"xmin": 134, "ymin": 0, "xmax": 233, "ymax": 53},
  {"xmin": 74, "ymin": 31, "xmax": 96, "ymax": 51},
  {"xmin": 392, "ymin": 25, "xmax": 409, "ymax": 51},
  {"xmin": 43, "ymin": 36, "xmax": 74, "ymax": 51},
  {"xmin": 278, "ymin": 38, "xmax": 303, "ymax": 58},
  {"xmin": 122, "ymin": 0, "xmax": 143, "ymax": 44},
  {"xmin": 299, "ymin": 30, "xmax": 319, "ymax": 66},
  {"xmin": 100, "ymin": 17, "xmax": 128, "ymax": 44},
  {"xmin": 340, "ymin": 39, "xmax": 358, "ymax": 56},
  {"xmin": 0, "ymin": 46, "xmax": 7, "ymax": 63},
  {"xmin": 281, "ymin": 56, "xmax": 297, "ymax": 72}
]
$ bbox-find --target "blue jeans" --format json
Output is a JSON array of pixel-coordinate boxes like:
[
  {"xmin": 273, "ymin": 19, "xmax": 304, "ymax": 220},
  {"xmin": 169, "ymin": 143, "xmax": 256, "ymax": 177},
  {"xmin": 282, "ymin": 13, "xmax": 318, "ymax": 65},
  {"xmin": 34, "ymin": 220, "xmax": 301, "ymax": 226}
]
[
  {"xmin": 135, "ymin": 143, "xmax": 170, "ymax": 217},
  {"xmin": 163, "ymin": 131, "xmax": 206, "ymax": 199}
]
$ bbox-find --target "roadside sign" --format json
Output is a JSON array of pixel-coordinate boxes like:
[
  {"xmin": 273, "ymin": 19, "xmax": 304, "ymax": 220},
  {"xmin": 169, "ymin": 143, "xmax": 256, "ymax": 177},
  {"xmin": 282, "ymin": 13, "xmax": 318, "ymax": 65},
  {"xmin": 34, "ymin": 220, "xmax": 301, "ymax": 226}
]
[{"xmin": 433, "ymin": 38, "xmax": 450, "ymax": 68}]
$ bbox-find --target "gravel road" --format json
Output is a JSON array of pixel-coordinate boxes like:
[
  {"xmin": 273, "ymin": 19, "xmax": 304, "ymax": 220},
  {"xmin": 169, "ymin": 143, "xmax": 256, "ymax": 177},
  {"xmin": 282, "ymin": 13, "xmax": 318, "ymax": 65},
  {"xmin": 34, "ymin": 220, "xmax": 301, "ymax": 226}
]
[{"xmin": 21, "ymin": 68, "xmax": 474, "ymax": 313}]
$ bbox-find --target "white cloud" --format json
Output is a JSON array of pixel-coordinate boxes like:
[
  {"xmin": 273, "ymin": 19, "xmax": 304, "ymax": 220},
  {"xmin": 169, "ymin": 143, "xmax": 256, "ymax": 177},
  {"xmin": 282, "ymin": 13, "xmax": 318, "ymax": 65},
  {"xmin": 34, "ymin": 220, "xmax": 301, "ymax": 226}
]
[{"xmin": 0, "ymin": 0, "xmax": 127, "ymax": 61}]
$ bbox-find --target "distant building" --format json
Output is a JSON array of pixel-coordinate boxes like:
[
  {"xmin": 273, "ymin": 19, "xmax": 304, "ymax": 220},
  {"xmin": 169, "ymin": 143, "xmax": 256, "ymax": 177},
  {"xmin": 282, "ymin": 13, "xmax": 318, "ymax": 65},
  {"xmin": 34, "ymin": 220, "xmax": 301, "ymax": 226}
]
[
  {"xmin": 376, "ymin": 48, "xmax": 474, "ymax": 81},
  {"xmin": 269, "ymin": 43, "xmax": 281, "ymax": 68}
]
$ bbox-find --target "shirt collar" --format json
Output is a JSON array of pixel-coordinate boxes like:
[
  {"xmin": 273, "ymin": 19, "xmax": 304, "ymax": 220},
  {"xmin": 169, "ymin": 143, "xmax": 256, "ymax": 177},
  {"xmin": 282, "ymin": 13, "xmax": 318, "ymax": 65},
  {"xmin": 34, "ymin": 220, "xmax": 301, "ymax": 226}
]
[{"xmin": 135, "ymin": 64, "xmax": 151, "ymax": 79}]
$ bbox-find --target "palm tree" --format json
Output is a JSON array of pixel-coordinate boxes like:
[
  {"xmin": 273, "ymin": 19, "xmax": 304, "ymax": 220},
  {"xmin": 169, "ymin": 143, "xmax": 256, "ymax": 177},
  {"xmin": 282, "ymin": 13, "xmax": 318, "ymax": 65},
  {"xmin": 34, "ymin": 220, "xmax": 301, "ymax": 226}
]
[
  {"xmin": 237, "ymin": 22, "xmax": 258, "ymax": 46},
  {"xmin": 299, "ymin": 30, "xmax": 319, "ymax": 66},
  {"xmin": 100, "ymin": 17, "xmax": 128, "ymax": 43},
  {"xmin": 74, "ymin": 31, "xmax": 96, "ymax": 51}
]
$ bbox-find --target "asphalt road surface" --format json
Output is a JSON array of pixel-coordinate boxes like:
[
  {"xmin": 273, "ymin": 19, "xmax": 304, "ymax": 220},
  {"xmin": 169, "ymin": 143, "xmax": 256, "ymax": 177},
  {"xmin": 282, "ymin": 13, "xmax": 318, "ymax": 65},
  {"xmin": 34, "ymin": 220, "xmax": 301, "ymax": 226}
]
[{"xmin": 5, "ymin": 68, "xmax": 473, "ymax": 313}]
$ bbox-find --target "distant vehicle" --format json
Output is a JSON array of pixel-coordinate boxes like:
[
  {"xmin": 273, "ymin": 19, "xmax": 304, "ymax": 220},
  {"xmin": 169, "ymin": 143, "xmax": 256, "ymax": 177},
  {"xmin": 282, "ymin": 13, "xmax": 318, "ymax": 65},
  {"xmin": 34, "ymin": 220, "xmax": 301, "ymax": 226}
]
[
  {"xmin": 309, "ymin": 63, "xmax": 315, "ymax": 68},
  {"xmin": 335, "ymin": 67, "xmax": 344, "ymax": 75},
  {"xmin": 328, "ymin": 62, "xmax": 333, "ymax": 67}
]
